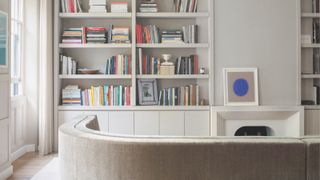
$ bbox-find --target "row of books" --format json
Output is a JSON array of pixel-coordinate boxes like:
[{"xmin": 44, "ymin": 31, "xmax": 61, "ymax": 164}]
[
  {"xmin": 62, "ymin": 86, "xmax": 82, "ymax": 105},
  {"xmin": 175, "ymin": 55, "xmax": 199, "ymax": 75},
  {"xmin": 173, "ymin": 0, "xmax": 198, "ymax": 13},
  {"xmin": 105, "ymin": 55, "xmax": 132, "ymax": 75},
  {"xmin": 60, "ymin": 55, "xmax": 77, "ymax": 75},
  {"xmin": 61, "ymin": 0, "xmax": 83, "ymax": 13},
  {"xmin": 162, "ymin": 30, "xmax": 183, "ymax": 43},
  {"xmin": 182, "ymin": 25, "xmax": 198, "ymax": 43},
  {"xmin": 136, "ymin": 24, "xmax": 160, "ymax": 44},
  {"xmin": 313, "ymin": 0, "xmax": 320, "ymax": 13},
  {"xmin": 158, "ymin": 85, "xmax": 200, "ymax": 106},
  {"xmin": 139, "ymin": 0, "xmax": 158, "ymax": 13},
  {"xmin": 61, "ymin": 26, "xmax": 130, "ymax": 44},
  {"xmin": 139, "ymin": 54, "xmax": 161, "ymax": 75},
  {"xmin": 89, "ymin": 0, "xmax": 107, "ymax": 13},
  {"xmin": 312, "ymin": 85, "xmax": 320, "ymax": 105},
  {"xmin": 313, "ymin": 19, "xmax": 320, "ymax": 43},
  {"xmin": 82, "ymin": 85, "xmax": 132, "ymax": 106},
  {"xmin": 314, "ymin": 49, "xmax": 320, "ymax": 74}
]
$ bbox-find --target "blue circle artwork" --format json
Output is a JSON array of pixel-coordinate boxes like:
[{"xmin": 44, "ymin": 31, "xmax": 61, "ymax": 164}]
[{"xmin": 233, "ymin": 79, "xmax": 249, "ymax": 97}]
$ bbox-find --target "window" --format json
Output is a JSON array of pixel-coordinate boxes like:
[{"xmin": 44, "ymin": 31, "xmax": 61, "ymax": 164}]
[{"xmin": 11, "ymin": 0, "xmax": 23, "ymax": 96}]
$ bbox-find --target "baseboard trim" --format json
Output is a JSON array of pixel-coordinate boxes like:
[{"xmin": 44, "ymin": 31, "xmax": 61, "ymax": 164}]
[
  {"xmin": 11, "ymin": 144, "xmax": 36, "ymax": 162},
  {"xmin": 0, "ymin": 165, "xmax": 13, "ymax": 180}
]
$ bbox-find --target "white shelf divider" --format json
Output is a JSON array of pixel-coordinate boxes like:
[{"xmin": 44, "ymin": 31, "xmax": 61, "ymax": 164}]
[
  {"xmin": 301, "ymin": 74, "xmax": 320, "ymax": 79},
  {"xmin": 59, "ymin": 43, "xmax": 132, "ymax": 49},
  {"xmin": 59, "ymin": 13, "xmax": 132, "ymax": 18},
  {"xmin": 137, "ymin": 75, "xmax": 209, "ymax": 79},
  {"xmin": 301, "ymin": 43, "xmax": 320, "ymax": 48},
  {"xmin": 137, "ymin": 43, "xmax": 209, "ymax": 48},
  {"xmin": 301, "ymin": 13, "xmax": 320, "ymax": 18},
  {"xmin": 58, "ymin": 105, "xmax": 210, "ymax": 111},
  {"xmin": 59, "ymin": 75, "xmax": 132, "ymax": 80},
  {"xmin": 136, "ymin": 12, "xmax": 209, "ymax": 18}
]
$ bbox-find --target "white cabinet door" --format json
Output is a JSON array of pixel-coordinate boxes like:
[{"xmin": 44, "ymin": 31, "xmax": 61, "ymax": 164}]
[
  {"xmin": 305, "ymin": 110, "xmax": 320, "ymax": 135},
  {"xmin": 83, "ymin": 111, "xmax": 109, "ymax": 132},
  {"xmin": 109, "ymin": 111, "xmax": 134, "ymax": 135},
  {"xmin": 135, "ymin": 111, "xmax": 159, "ymax": 135},
  {"xmin": 185, "ymin": 111, "xmax": 210, "ymax": 136},
  {"xmin": 0, "ymin": 79, "xmax": 9, "ymax": 120},
  {"xmin": 58, "ymin": 111, "xmax": 83, "ymax": 127},
  {"xmin": 160, "ymin": 111, "xmax": 184, "ymax": 136}
]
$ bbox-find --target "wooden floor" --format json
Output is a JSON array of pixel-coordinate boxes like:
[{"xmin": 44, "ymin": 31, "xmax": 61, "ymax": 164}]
[{"xmin": 7, "ymin": 152, "xmax": 57, "ymax": 180}]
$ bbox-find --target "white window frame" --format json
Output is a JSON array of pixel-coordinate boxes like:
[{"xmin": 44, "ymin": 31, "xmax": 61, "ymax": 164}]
[{"xmin": 11, "ymin": 0, "xmax": 24, "ymax": 97}]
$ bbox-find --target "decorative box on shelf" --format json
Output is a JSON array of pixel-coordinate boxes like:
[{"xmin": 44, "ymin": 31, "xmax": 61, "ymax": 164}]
[{"xmin": 160, "ymin": 65, "xmax": 175, "ymax": 75}]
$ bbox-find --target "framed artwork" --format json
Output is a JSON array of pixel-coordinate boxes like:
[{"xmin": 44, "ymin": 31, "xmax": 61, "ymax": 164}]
[
  {"xmin": 0, "ymin": 11, "xmax": 8, "ymax": 73},
  {"xmin": 138, "ymin": 79, "xmax": 158, "ymax": 105},
  {"xmin": 223, "ymin": 68, "xmax": 259, "ymax": 106}
]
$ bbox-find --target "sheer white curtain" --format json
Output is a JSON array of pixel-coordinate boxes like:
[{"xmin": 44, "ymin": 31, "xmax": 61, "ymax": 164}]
[{"xmin": 38, "ymin": 0, "xmax": 53, "ymax": 155}]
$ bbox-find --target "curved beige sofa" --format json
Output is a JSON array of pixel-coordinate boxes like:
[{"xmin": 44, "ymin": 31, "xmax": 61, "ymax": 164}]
[{"xmin": 59, "ymin": 115, "xmax": 306, "ymax": 180}]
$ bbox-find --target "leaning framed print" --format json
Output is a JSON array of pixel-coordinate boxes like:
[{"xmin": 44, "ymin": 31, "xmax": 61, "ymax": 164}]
[
  {"xmin": 0, "ymin": 11, "xmax": 8, "ymax": 73},
  {"xmin": 138, "ymin": 79, "xmax": 158, "ymax": 105},
  {"xmin": 223, "ymin": 68, "xmax": 259, "ymax": 106}
]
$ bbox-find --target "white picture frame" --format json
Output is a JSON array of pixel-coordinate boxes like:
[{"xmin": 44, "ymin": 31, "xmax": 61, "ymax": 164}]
[
  {"xmin": 138, "ymin": 79, "xmax": 158, "ymax": 105},
  {"xmin": 0, "ymin": 10, "xmax": 8, "ymax": 74},
  {"xmin": 223, "ymin": 68, "xmax": 259, "ymax": 106}
]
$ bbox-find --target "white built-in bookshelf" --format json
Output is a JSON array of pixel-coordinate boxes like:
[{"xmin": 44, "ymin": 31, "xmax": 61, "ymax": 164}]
[
  {"xmin": 53, "ymin": 0, "xmax": 213, "ymax": 149},
  {"xmin": 53, "ymin": 0, "xmax": 213, "ymax": 111},
  {"xmin": 301, "ymin": 0, "xmax": 320, "ymax": 110}
]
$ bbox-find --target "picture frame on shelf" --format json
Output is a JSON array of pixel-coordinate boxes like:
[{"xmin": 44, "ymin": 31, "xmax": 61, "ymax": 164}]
[
  {"xmin": 223, "ymin": 68, "xmax": 259, "ymax": 106},
  {"xmin": 0, "ymin": 11, "xmax": 8, "ymax": 73},
  {"xmin": 138, "ymin": 79, "xmax": 158, "ymax": 105}
]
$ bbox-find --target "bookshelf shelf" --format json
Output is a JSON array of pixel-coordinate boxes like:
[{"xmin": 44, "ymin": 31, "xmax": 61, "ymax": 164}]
[
  {"xmin": 301, "ymin": 13, "xmax": 320, "ymax": 18},
  {"xmin": 59, "ymin": 43, "xmax": 132, "ymax": 49},
  {"xmin": 137, "ymin": 43, "xmax": 209, "ymax": 48},
  {"xmin": 136, "ymin": 12, "xmax": 209, "ymax": 18},
  {"xmin": 59, "ymin": 75, "xmax": 132, "ymax": 79},
  {"xmin": 301, "ymin": 43, "xmax": 320, "ymax": 48},
  {"xmin": 304, "ymin": 105, "xmax": 320, "ymax": 110},
  {"xmin": 301, "ymin": 74, "xmax": 320, "ymax": 79},
  {"xmin": 137, "ymin": 75, "xmax": 209, "ymax": 79},
  {"xmin": 59, "ymin": 13, "xmax": 132, "ymax": 18},
  {"xmin": 58, "ymin": 105, "xmax": 210, "ymax": 111}
]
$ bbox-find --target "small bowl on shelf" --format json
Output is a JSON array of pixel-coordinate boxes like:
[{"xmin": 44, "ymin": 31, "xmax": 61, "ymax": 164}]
[{"xmin": 78, "ymin": 69, "xmax": 100, "ymax": 74}]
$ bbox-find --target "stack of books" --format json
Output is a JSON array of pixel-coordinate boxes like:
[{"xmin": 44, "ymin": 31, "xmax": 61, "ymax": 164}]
[
  {"xmin": 161, "ymin": 29, "xmax": 184, "ymax": 43},
  {"xmin": 81, "ymin": 85, "xmax": 132, "ymax": 106},
  {"xmin": 111, "ymin": 2, "xmax": 128, "ymax": 13},
  {"xmin": 61, "ymin": 28, "xmax": 85, "ymax": 44},
  {"xmin": 89, "ymin": 0, "xmax": 107, "ymax": 13},
  {"xmin": 62, "ymin": 85, "xmax": 82, "ymax": 106},
  {"xmin": 175, "ymin": 55, "xmax": 199, "ymax": 75},
  {"xmin": 173, "ymin": 0, "xmax": 198, "ymax": 12},
  {"xmin": 158, "ymin": 84, "xmax": 200, "ymax": 106},
  {"xmin": 105, "ymin": 54, "xmax": 131, "ymax": 75},
  {"xmin": 111, "ymin": 27, "xmax": 130, "ymax": 43},
  {"xmin": 139, "ymin": 0, "xmax": 158, "ymax": 12},
  {"xmin": 60, "ymin": 54, "xmax": 78, "ymax": 75},
  {"xmin": 61, "ymin": 0, "xmax": 83, "ymax": 13},
  {"xmin": 86, "ymin": 27, "xmax": 107, "ymax": 44},
  {"xmin": 313, "ymin": 0, "xmax": 320, "ymax": 13},
  {"xmin": 136, "ymin": 24, "xmax": 160, "ymax": 43},
  {"xmin": 182, "ymin": 25, "xmax": 198, "ymax": 43}
]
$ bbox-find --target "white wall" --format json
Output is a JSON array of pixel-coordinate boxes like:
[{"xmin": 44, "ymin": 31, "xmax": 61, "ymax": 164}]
[{"xmin": 214, "ymin": 0, "xmax": 299, "ymax": 106}]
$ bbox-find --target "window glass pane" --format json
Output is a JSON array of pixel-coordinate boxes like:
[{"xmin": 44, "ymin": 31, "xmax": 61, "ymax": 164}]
[{"xmin": 11, "ymin": 0, "xmax": 23, "ymax": 97}]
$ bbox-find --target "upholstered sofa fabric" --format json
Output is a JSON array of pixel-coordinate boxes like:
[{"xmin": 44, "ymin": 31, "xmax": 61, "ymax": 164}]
[
  {"xmin": 302, "ymin": 137, "xmax": 320, "ymax": 180},
  {"xmin": 59, "ymin": 116, "xmax": 306, "ymax": 180}
]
